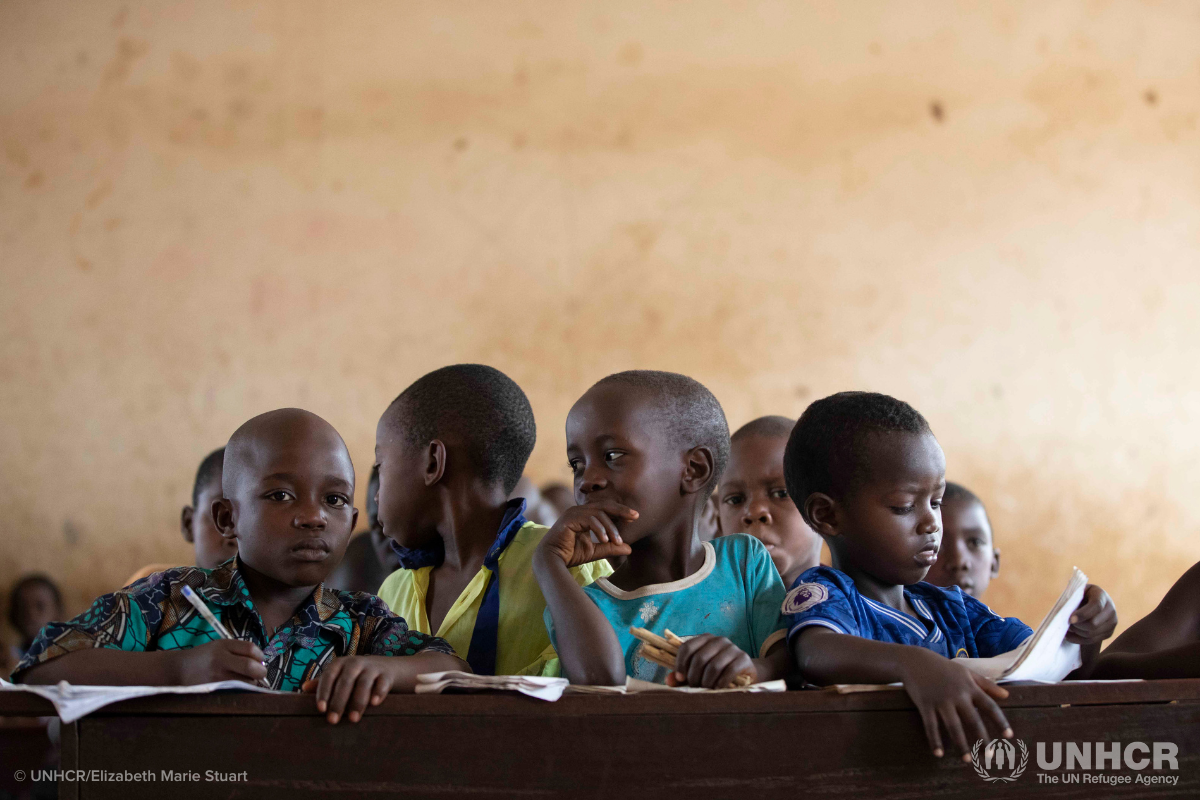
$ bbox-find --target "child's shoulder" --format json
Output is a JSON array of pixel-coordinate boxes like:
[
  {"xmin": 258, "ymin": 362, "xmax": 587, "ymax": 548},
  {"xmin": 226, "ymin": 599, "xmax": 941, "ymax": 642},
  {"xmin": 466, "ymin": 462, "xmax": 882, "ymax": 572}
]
[
  {"xmin": 324, "ymin": 587, "xmax": 396, "ymax": 619},
  {"xmin": 709, "ymin": 532, "xmax": 772, "ymax": 563},
  {"xmin": 123, "ymin": 563, "xmax": 214, "ymax": 600},
  {"xmin": 782, "ymin": 565, "xmax": 856, "ymax": 610}
]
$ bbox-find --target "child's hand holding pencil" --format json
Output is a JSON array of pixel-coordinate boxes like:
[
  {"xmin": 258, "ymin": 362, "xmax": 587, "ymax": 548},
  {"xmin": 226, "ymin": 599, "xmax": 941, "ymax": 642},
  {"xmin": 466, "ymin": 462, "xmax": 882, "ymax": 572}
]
[
  {"xmin": 179, "ymin": 585, "xmax": 271, "ymax": 688},
  {"xmin": 631, "ymin": 627, "xmax": 755, "ymax": 689}
]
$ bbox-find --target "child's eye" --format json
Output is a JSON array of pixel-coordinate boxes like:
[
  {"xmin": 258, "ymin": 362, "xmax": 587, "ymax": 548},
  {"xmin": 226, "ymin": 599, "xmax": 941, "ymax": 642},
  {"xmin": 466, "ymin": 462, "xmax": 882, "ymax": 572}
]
[
  {"xmin": 326, "ymin": 495, "xmax": 349, "ymax": 508},
  {"xmin": 931, "ymin": 499, "xmax": 942, "ymax": 509},
  {"xmin": 604, "ymin": 451, "xmax": 624, "ymax": 465},
  {"xmin": 567, "ymin": 459, "xmax": 582, "ymax": 475},
  {"xmin": 968, "ymin": 537, "xmax": 986, "ymax": 548},
  {"xmin": 723, "ymin": 494, "xmax": 744, "ymax": 506},
  {"xmin": 266, "ymin": 490, "xmax": 292, "ymax": 502},
  {"xmin": 770, "ymin": 489, "xmax": 789, "ymax": 500},
  {"xmin": 890, "ymin": 505, "xmax": 914, "ymax": 515}
]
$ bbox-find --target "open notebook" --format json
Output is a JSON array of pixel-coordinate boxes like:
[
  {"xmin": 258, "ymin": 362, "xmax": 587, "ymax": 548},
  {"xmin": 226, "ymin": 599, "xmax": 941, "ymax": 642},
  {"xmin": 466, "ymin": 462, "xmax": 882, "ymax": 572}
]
[
  {"xmin": 0, "ymin": 678, "xmax": 281, "ymax": 723},
  {"xmin": 958, "ymin": 567, "xmax": 1088, "ymax": 683}
]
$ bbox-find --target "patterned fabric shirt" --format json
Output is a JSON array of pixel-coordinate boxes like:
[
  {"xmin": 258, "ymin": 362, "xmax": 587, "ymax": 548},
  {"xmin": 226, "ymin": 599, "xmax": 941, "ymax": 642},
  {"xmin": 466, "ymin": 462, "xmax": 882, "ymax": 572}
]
[{"xmin": 11, "ymin": 557, "xmax": 452, "ymax": 691}]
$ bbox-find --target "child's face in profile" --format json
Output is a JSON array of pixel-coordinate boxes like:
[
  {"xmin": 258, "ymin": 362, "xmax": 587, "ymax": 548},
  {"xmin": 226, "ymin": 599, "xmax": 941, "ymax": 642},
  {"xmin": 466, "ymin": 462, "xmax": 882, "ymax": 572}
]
[
  {"xmin": 924, "ymin": 498, "xmax": 999, "ymax": 598},
  {"xmin": 373, "ymin": 416, "xmax": 436, "ymax": 551},
  {"xmin": 719, "ymin": 435, "xmax": 821, "ymax": 585},
  {"xmin": 182, "ymin": 471, "xmax": 238, "ymax": 569},
  {"xmin": 220, "ymin": 434, "xmax": 358, "ymax": 588},
  {"xmin": 818, "ymin": 431, "xmax": 946, "ymax": 587},
  {"xmin": 15, "ymin": 583, "xmax": 61, "ymax": 645},
  {"xmin": 565, "ymin": 385, "xmax": 697, "ymax": 545},
  {"xmin": 365, "ymin": 471, "xmax": 401, "ymax": 572}
]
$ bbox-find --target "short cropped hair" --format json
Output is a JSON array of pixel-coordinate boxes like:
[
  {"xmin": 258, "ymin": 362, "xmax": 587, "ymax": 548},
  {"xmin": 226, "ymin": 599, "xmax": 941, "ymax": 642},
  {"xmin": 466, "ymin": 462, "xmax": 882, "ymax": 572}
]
[
  {"xmin": 192, "ymin": 448, "xmax": 225, "ymax": 507},
  {"xmin": 943, "ymin": 481, "xmax": 981, "ymax": 507},
  {"xmin": 732, "ymin": 415, "xmax": 795, "ymax": 443},
  {"xmin": 593, "ymin": 370, "xmax": 730, "ymax": 493},
  {"xmin": 783, "ymin": 391, "xmax": 930, "ymax": 522},
  {"xmin": 386, "ymin": 364, "xmax": 535, "ymax": 494}
]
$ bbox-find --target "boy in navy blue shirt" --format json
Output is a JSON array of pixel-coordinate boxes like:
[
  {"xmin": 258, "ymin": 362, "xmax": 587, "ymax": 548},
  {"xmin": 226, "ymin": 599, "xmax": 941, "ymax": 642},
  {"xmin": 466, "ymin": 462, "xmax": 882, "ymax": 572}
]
[{"xmin": 782, "ymin": 392, "xmax": 1117, "ymax": 762}]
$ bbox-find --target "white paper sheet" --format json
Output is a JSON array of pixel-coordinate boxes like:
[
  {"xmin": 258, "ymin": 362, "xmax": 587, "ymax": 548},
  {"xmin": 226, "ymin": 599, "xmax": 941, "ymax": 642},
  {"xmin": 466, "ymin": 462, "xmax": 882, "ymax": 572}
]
[
  {"xmin": 624, "ymin": 677, "xmax": 787, "ymax": 694},
  {"xmin": 959, "ymin": 567, "xmax": 1087, "ymax": 683},
  {"xmin": 413, "ymin": 671, "xmax": 568, "ymax": 701},
  {"xmin": 0, "ymin": 678, "xmax": 281, "ymax": 723}
]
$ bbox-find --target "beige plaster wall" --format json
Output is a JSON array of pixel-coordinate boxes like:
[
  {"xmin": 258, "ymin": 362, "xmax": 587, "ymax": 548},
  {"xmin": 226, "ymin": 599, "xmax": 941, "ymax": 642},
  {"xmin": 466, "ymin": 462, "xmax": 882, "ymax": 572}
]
[{"xmin": 2, "ymin": 1, "xmax": 1199, "ymax": 639}]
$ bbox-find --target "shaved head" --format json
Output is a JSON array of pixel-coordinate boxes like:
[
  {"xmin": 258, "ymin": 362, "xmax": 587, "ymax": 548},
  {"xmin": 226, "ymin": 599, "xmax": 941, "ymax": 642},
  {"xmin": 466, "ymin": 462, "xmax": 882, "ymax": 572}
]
[
  {"xmin": 223, "ymin": 408, "xmax": 354, "ymax": 498},
  {"xmin": 216, "ymin": 408, "xmax": 358, "ymax": 587}
]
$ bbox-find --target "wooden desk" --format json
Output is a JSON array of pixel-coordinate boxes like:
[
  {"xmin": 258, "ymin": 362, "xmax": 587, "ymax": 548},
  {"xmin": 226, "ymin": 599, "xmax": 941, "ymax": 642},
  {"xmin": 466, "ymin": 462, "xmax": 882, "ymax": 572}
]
[{"xmin": 2, "ymin": 680, "xmax": 1199, "ymax": 799}]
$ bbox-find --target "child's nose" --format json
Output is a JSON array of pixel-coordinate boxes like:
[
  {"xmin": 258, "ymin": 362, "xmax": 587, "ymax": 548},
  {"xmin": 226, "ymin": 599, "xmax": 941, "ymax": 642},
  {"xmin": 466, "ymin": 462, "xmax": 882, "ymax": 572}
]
[
  {"xmin": 578, "ymin": 467, "xmax": 608, "ymax": 495},
  {"xmin": 294, "ymin": 502, "xmax": 327, "ymax": 529},
  {"xmin": 942, "ymin": 541, "xmax": 971, "ymax": 572},
  {"xmin": 743, "ymin": 501, "xmax": 772, "ymax": 526}
]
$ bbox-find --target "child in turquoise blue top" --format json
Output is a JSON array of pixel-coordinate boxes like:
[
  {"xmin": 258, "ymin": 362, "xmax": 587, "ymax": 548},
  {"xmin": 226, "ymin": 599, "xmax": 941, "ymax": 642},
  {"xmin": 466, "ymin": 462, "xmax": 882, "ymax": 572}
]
[{"xmin": 535, "ymin": 370, "xmax": 789, "ymax": 688}]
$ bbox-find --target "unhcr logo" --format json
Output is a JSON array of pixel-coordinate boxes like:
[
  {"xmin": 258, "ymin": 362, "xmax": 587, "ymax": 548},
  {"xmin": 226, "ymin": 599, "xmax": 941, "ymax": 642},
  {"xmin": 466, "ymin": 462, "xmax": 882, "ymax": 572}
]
[{"xmin": 971, "ymin": 738, "xmax": 1029, "ymax": 783}]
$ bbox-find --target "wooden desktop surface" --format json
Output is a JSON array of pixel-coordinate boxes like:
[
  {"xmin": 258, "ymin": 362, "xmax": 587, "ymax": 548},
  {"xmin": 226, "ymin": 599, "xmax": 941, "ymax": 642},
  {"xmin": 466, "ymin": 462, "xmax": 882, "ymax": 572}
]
[{"xmin": 2, "ymin": 679, "xmax": 1199, "ymax": 799}]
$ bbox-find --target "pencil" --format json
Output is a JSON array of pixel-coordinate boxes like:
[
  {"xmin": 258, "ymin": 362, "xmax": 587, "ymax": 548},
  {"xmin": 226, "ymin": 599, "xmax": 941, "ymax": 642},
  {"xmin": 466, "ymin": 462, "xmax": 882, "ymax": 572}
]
[
  {"xmin": 181, "ymin": 585, "xmax": 271, "ymax": 688},
  {"xmin": 629, "ymin": 626, "xmax": 754, "ymax": 687}
]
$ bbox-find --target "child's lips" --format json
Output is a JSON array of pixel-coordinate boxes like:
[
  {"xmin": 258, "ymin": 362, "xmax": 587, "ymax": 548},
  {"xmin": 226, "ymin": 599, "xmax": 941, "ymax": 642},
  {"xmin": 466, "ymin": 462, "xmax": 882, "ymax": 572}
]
[
  {"xmin": 292, "ymin": 538, "xmax": 331, "ymax": 562},
  {"xmin": 915, "ymin": 545, "xmax": 939, "ymax": 566}
]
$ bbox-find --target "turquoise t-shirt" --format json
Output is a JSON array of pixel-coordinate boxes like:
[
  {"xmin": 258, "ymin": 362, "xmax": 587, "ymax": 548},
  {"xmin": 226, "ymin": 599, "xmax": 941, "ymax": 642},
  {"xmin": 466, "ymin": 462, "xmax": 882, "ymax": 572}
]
[{"xmin": 546, "ymin": 533, "xmax": 787, "ymax": 683}]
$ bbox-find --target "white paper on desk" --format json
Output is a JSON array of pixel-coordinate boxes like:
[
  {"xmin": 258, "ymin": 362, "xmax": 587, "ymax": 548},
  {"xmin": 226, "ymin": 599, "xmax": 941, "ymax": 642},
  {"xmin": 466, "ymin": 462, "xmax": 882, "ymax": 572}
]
[
  {"xmin": 0, "ymin": 678, "xmax": 280, "ymax": 723},
  {"xmin": 624, "ymin": 677, "xmax": 787, "ymax": 694},
  {"xmin": 959, "ymin": 567, "xmax": 1087, "ymax": 684},
  {"xmin": 414, "ymin": 671, "xmax": 568, "ymax": 702},
  {"xmin": 564, "ymin": 684, "xmax": 628, "ymax": 695}
]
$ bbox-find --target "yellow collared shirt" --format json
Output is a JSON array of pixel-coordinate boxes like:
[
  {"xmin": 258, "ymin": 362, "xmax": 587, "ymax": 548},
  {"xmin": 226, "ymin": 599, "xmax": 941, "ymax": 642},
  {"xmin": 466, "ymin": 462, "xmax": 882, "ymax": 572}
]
[{"xmin": 377, "ymin": 522, "xmax": 611, "ymax": 676}]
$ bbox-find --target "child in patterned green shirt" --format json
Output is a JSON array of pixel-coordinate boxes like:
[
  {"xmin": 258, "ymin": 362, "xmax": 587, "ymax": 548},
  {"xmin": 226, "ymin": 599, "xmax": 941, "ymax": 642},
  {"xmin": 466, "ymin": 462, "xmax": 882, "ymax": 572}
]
[{"xmin": 13, "ymin": 408, "xmax": 465, "ymax": 724}]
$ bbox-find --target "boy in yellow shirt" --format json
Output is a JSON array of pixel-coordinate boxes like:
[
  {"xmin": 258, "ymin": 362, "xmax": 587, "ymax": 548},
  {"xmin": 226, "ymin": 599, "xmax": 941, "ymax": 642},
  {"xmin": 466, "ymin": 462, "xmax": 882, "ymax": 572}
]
[{"xmin": 374, "ymin": 365, "xmax": 610, "ymax": 676}]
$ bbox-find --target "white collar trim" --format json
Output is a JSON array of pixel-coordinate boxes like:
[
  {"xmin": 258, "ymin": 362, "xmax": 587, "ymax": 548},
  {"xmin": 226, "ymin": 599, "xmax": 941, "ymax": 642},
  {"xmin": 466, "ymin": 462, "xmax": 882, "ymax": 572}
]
[{"xmin": 592, "ymin": 541, "xmax": 715, "ymax": 601}]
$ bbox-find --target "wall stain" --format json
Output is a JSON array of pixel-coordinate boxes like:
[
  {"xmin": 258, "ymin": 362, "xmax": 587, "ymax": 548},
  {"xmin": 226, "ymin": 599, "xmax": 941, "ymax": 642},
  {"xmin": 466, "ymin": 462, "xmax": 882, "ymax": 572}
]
[{"xmin": 102, "ymin": 37, "xmax": 149, "ymax": 85}]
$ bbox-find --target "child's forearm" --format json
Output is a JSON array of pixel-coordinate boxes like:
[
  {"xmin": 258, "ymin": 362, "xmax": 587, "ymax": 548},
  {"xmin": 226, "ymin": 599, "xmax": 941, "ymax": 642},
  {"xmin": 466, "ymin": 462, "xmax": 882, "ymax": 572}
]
[
  {"xmin": 16, "ymin": 649, "xmax": 180, "ymax": 686},
  {"xmin": 792, "ymin": 628, "xmax": 934, "ymax": 686},
  {"xmin": 1089, "ymin": 641, "xmax": 1200, "ymax": 680},
  {"xmin": 377, "ymin": 651, "xmax": 468, "ymax": 692},
  {"xmin": 533, "ymin": 549, "xmax": 626, "ymax": 685},
  {"xmin": 751, "ymin": 642, "xmax": 791, "ymax": 682}
]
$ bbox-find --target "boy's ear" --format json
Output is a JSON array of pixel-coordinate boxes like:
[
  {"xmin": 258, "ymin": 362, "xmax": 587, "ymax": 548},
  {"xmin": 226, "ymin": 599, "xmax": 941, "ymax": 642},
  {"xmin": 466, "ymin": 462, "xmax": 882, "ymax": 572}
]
[
  {"xmin": 212, "ymin": 498, "xmax": 237, "ymax": 540},
  {"xmin": 680, "ymin": 446, "xmax": 715, "ymax": 495},
  {"xmin": 180, "ymin": 506, "xmax": 195, "ymax": 543},
  {"xmin": 804, "ymin": 493, "xmax": 840, "ymax": 538},
  {"xmin": 991, "ymin": 548, "xmax": 1001, "ymax": 579},
  {"xmin": 424, "ymin": 440, "xmax": 448, "ymax": 487}
]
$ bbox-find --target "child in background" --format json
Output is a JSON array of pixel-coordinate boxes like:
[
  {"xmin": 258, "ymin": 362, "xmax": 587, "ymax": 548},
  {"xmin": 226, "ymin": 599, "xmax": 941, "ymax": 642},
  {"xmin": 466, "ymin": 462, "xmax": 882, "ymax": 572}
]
[
  {"xmin": 782, "ymin": 392, "xmax": 1117, "ymax": 760},
  {"xmin": 540, "ymin": 482, "xmax": 574, "ymax": 520},
  {"xmin": 374, "ymin": 365, "xmax": 611, "ymax": 676},
  {"xmin": 1092, "ymin": 561, "xmax": 1200, "ymax": 679},
  {"xmin": 923, "ymin": 482, "xmax": 1000, "ymax": 599},
  {"xmin": 366, "ymin": 465, "xmax": 402, "ymax": 575},
  {"xmin": 697, "ymin": 493, "xmax": 720, "ymax": 542},
  {"xmin": 6, "ymin": 575, "xmax": 64, "ymax": 667},
  {"xmin": 123, "ymin": 447, "xmax": 235, "ymax": 586},
  {"xmin": 718, "ymin": 416, "xmax": 822, "ymax": 587},
  {"xmin": 535, "ymin": 370, "xmax": 789, "ymax": 688},
  {"xmin": 509, "ymin": 476, "xmax": 560, "ymax": 527},
  {"xmin": 14, "ymin": 409, "xmax": 463, "ymax": 725},
  {"xmin": 327, "ymin": 466, "xmax": 394, "ymax": 593}
]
